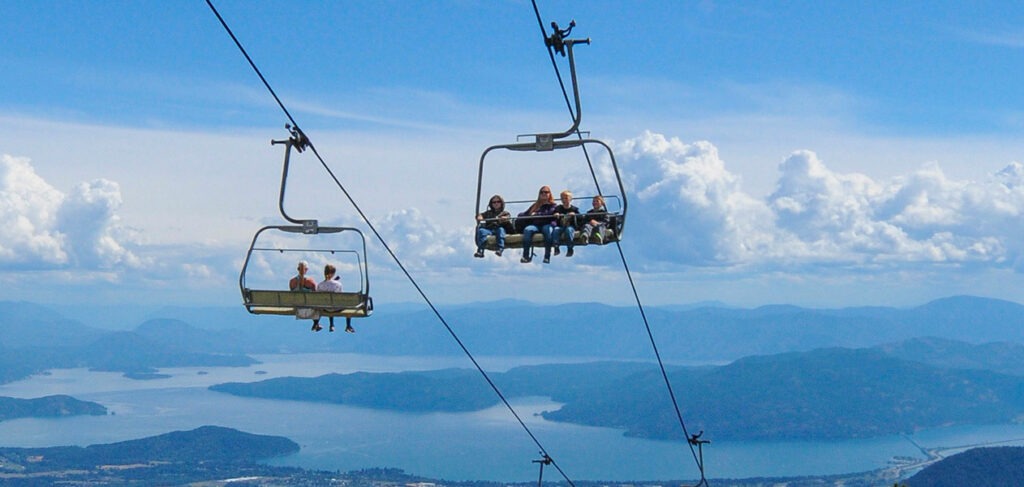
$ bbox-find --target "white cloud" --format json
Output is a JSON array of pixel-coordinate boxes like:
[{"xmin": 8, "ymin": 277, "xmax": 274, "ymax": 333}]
[
  {"xmin": 615, "ymin": 132, "xmax": 1024, "ymax": 271},
  {"xmin": 0, "ymin": 154, "xmax": 141, "ymax": 271},
  {"xmin": 0, "ymin": 155, "xmax": 67, "ymax": 267},
  {"xmin": 57, "ymin": 179, "xmax": 143, "ymax": 268},
  {"xmin": 10, "ymin": 122, "xmax": 1024, "ymax": 307},
  {"xmin": 374, "ymin": 207, "xmax": 464, "ymax": 268},
  {"xmin": 617, "ymin": 131, "xmax": 777, "ymax": 265}
]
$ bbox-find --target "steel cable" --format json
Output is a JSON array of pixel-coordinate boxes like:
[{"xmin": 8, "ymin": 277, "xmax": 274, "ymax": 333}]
[{"xmin": 205, "ymin": 1, "xmax": 576, "ymax": 484}]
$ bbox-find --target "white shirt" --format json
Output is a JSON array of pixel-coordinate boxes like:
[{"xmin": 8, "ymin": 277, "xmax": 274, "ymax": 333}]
[{"xmin": 317, "ymin": 277, "xmax": 343, "ymax": 292}]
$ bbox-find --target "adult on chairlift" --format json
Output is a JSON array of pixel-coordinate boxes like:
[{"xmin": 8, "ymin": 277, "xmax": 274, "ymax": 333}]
[
  {"xmin": 519, "ymin": 185, "xmax": 558, "ymax": 264},
  {"xmin": 289, "ymin": 260, "xmax": 319, "ymax": 331},
  {"xmin": 475, "ymin": 194, "xmax": 513, "ymax": 258},
  {"xmin": 289, "ymin": 261, "xmax": 316, "ymax": 292},
  {"xmin": 314, "ymin": 264, "xmax": 352, "ymax": 333}
]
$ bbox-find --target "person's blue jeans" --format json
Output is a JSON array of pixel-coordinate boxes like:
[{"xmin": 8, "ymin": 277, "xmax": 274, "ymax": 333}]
[
  {"xmin": 524, "ymin": 223, "xmax": 557, "ymax": 256},
  {"xmin": 540, "ymin": 224, "xmax": 557, "ymax": 258},
  {"xmin": 476, "ymin": 226, "xmax": 506, "ymax": 251},
  {"xmin": 553, "ymin": 225, "xmax": 576, "ymax": 251},
  {"xmin": 524, "ymin": 223, "xmax": 540, "ymax": 258}
]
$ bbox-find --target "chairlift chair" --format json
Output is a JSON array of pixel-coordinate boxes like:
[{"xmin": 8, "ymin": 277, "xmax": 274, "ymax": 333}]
[
  {"xmin": 238, "ymin": 127, "xmax": 373, "ymax": 323},
  {"xmin": 474, "ymin": 33, "xmax": 627, "ymax": 252},
  {"xmin": 239, "ymin": 224, "xmax": 373, "ymax": 320}
]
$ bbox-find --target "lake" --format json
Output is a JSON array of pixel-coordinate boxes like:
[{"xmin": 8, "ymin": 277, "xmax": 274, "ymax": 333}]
[{"xmin": 0, "ymin": 353, "xmax": 1023, "ymax": 482}]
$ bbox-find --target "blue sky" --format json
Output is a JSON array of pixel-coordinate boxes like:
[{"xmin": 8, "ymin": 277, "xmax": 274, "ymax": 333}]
[{"xmin": 4, "ymin": 1, "xmax": 1024, "ymax": 308}]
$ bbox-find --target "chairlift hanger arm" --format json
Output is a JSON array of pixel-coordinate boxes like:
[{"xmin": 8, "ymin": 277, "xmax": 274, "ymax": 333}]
[
  {"xmin": 533, "ymin": 37, "xmax": 591, "ymax": 144},
  {"xmin": 270, "ymin": 125, "xmax": 318, "ymax": 230},
  {"xmin": 529, "ymin": 17, "xmax": 591, "ymax": 144}
]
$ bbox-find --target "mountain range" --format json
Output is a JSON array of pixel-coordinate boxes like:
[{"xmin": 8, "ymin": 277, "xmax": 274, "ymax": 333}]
[
  {"xmin": 211, "ymin": 344, "xmax": 1024, "ymax": 441},
  {"xmin": 3, "ymin": 294, "xmax": 1024, "ymax": 382},
  {"xmin": 6, "ymin": 295, "xmax": 1024, "ymax": 442},
  {"xmin": 8, "ymin": 295, "xmax": 1024, "ymax": 363}
]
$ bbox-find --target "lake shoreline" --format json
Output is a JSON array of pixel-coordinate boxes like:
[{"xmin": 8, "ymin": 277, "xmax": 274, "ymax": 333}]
[{"xmin": 0, "ymin": 353, "xmax": 1023, "ymax": 482}]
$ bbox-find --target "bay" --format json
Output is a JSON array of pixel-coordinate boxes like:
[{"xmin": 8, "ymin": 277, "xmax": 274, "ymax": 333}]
[{"xmin": 0, "ymin": 353, "xmax": 1022, "ymax": 482}]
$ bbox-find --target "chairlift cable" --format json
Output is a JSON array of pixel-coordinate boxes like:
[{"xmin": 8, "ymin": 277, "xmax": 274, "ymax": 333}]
[
  {"xmin": 205, "ymin": 1, "xmax": 302, "ymax": 135},
  {"xmin": 613, "ymin": 242, "xmax": 708, "ymax": 486},
  {"xmin": 530, "ymin": 1, "xmax": 709, "ymax": 484},
  {"xmin": 205, "ymin": 2, "xmax": 576, "ymax": 484}
]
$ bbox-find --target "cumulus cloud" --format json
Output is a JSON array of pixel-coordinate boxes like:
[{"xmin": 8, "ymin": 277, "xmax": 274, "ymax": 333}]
[
  {"xmin": 616, "ymin": 132, "xmax": 777, "ymax": 265},
  {"xmin": 0, "ymin": 154, "xmax": 141, "ymax": 270},
  {"xmin": 57, "ymin": 179, "xmax": 142, "ymax": 268},
  {"xmin": 374, "ymin": 207, "xmax": 465, "ymax": 269},
  {"xmin": 615, "ymin": 131, "xmax": 1024, "ymax": 271},
  {"xmin": 0, "ymin": 154, "xmax": 66, "ymax": 266}
]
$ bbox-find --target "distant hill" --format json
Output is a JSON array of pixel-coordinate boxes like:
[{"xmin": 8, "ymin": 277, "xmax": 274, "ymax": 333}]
[
  {"xmin": 73, "ymin": 330, "xmax": 257, "ymax": 372},
  {"xmin": 12, "ymin": 292, "xmax": 1024, "ymax": 362},
  {"xmin": 132, "ymin": 295, "xmax": 1024, "ymax": 361},
  {"xmin": 133, "ymin": 318, "xmax": 248, "ymax": 353},
  {"xmin": 0, "ymin": 303, "xmax": 260, "ymax": 383},
  {"xmin": 0, "ymin": 425, "xmax": 298, "ymax": 473},
  {"xmin": 6, "ymin": 295, "xmax": 1024, "ymax": 381},
  {"xmin": 211, "ymin": 361, "xmax": 663, "ymax": 413},
  {"xmin": 211, "ymin": 369, "xmax": 499, "ymax": 412},
  {"xmin": 0, "ymin": 301, "xmax": 105, "ymax": 348},
  {"xmin": 83, "ymin": 425, "xmax": 299, "ymax": 463},
  {"xmin": 878, "ymin": 337, "xmax": 1024, "ymax": 376},
  {"xmin": 210, "ymin": 346, "xmax": 1024, "ymax": 441},
  {"xmin": 907, "ymin": 446, "xmax": 1024, "ymax": 486},
  {"xmin": 0, "ymin": 345, "xmax": 54, "ymax": 383},
  {"xmin": 0, "ymin": 394, "xmax": 106, "ymax": 421},
  {"xmin": 546, "ymin": 347, "xmax": 1024, "ymax": 440}
]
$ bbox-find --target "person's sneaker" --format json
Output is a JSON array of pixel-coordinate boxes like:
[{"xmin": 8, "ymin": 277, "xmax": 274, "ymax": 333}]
[
  {"xmin": 329, "ymin": 324, "xmax": 335, "ymax": 332},
  {"xmin": 474, "ymin": 249, "xmax": 485, "ymax": 258},
  {"xmin": 543, "ymin": 256, "xmax": 550, "ymax": 264},
  {"xmin": 566, "ymin": 248, "xmax": 574, "ymax": 257},
  {"xmin": 521, "ymin": 256, "xmax": 532, "ymax": 263},
  {"xmin": 495, "ymin": 248, "xmax": 503, "ymax": 257},
  {"xmin": 345, "ymin": 325, "xmax": 355, "ymax": 333},
  {"xmin": 553, "ymin": 247, "xmax": 561, "ymax": 256}
]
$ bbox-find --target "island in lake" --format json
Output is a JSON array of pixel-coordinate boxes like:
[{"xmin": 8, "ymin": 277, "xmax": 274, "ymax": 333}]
[{"xmin": 0, "ymin": 394, "xmax": 106, "ymax": 422}]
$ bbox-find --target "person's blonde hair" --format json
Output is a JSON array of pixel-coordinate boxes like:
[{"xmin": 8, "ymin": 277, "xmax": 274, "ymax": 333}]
[{"xmin": 560, "ymin": 189, "xmax": 573, "ymax": 200}]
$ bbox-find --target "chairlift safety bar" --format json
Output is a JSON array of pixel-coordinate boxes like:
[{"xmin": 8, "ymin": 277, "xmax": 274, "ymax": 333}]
[{"xmin": 239, "ymin": 224, "xmax": 371, "ymax": 297}]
